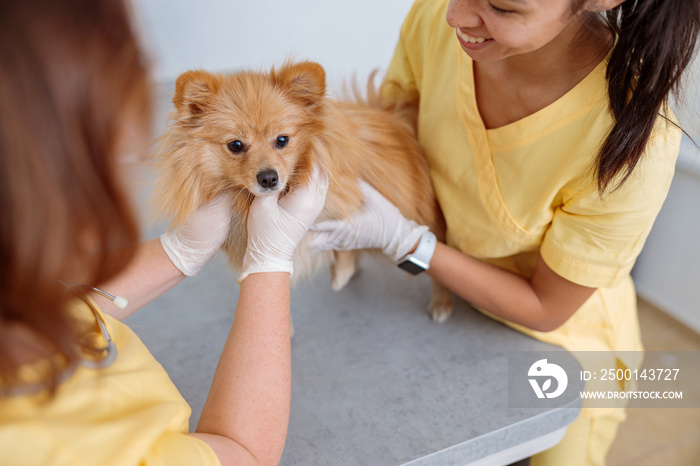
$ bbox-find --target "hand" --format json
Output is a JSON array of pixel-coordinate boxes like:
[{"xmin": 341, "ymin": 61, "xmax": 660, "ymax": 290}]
[
  {"xmin": 239, "ymin": 165, "xmax": 329, "ymax": 284},
  {"xmin": 310, "ymin": 180, "xmax": 428, "ymax": 262},
  {"xmin": 161, "ymin": 194, "xmax": 233, "ymax": 276}
]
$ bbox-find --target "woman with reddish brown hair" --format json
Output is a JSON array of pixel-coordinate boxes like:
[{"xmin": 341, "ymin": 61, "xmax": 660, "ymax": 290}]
[{"xmin": 0, "ymin": 1, "xmax": 328, "ymax": 464}]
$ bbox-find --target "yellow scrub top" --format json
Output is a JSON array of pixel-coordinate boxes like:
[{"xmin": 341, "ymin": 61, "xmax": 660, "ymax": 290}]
[
  {"xmin": 384, "ymin": 0, "xmax": 680, "ymax": 361},
  {"xmin": 0, "ymin": 298, "xmax": 220, "ymax": 466}
]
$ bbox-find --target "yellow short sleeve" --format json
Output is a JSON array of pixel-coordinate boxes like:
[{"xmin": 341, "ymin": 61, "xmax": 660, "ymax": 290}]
[
  {"xmin": 0, "ymin": 300, "xmax": 220, "ymax": 466},
  {"xmin": 142, "ymin": 431, "xmax": 220, "ymax": 466},
  {"xmin": 382, "ymin": 4, "xmax": 419, "ymax": 103},
  {"xmin": 541, "ymin": 127, "xmax": 681, "ymax": 288},
  {"xmin": 382, "ymin": 0, "xmax": 447, "ymax": 101}
]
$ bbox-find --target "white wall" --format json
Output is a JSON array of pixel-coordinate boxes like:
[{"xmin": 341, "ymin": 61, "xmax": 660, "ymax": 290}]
[
  {"xmin": 132, "ymin": 0, "xmax": 414, "ymax": 90},
  {"xmin": 633, "ymin": 51, "xmax": 700, "ymax": 334},
  {"xmin": 633, "ymin": 157, "xmax": 700, "ymax": 333}
]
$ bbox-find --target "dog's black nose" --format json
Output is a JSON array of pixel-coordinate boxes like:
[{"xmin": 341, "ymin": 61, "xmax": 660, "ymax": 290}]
[{"xmin": 256, "ymin": 169, "xmax": 279, "ymax": 189}]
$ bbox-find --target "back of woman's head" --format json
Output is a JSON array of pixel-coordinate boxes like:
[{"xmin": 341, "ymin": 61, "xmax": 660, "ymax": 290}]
[{"xmin": 0, "ymin": 0, "xmax": 151, "ymax": 389}]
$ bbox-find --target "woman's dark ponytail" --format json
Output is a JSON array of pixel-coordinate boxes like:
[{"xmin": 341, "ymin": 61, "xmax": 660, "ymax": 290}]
[{"xmin": 596, "ymin": 0, "xmax": 700, "ymax": 192}]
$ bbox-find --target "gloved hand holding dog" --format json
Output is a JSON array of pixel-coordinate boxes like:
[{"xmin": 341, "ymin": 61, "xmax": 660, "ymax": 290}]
[
  {"xmin": 310, "ymin": 180, "xmax": 428, "ymax": 262},
  {"xmin": 161, "ymin": 194, "xmax": 234, "ymax": 277},
  {"xmin": 162, "ymin": 165, "xmax": 328, "ymax": 280},
  {"xmin": 239, "ymin": 165, "xmax": 329, "ymax": 283}
]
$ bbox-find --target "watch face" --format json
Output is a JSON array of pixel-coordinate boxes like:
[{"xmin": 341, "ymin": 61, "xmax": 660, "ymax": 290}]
[{"xmin": 398, "ymin": 259, "xmax": 425, "ymax": 275}]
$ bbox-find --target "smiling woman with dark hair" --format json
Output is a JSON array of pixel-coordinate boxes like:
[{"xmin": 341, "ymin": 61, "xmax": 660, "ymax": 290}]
[{"xmin": 310, "ymin": 0, "xmax": 700, "ymax": 464}]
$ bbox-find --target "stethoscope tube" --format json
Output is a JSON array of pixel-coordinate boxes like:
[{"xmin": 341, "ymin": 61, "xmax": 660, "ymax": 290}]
[
  {"xmin": 78, "ymin": 294, "xmax": 118, "ymax": 370},
  {"xmin": 60, "ymin": 283, "xmax": 126, "ymax": 370},
  {"xmin": 90, "ymin": 287, "xmax": 128, "ymax": 310}
]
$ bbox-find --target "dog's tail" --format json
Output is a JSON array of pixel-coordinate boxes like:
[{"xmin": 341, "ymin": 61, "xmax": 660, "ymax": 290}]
[{"xmin": 333, "ymin": 70, "xmax": 419, "ymax": 136}]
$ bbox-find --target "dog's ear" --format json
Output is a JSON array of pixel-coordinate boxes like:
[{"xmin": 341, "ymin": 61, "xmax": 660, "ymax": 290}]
[
  {"xmin": 173, "ymin": 70, "xmax": 218, "ymax": 116},
  {"xmin": 272, "ymin": 61, "xmax": 326, "ymax": 107}
]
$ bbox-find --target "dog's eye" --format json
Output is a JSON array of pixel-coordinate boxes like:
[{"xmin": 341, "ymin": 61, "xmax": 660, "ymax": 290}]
[
  {"xmin": 227, "ymin": 140, "xmax": 244, "ymax": 153},
  {"xmin": 275, "ymin": 136, "xmax": 289, "ymax": 148}
]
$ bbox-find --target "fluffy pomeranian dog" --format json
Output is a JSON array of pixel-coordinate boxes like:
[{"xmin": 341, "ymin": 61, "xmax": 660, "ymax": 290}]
[{"xmin": 152, "ymin": 60, "xmax": 453, "ymax": 321}]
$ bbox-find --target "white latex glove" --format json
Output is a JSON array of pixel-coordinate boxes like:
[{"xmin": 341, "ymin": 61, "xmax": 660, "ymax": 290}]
[
  {"xmin": 310, "ymin": 180, "xmax": 428, "ymax": 262},
  {"xmin": 238, "ymin": 165, "xmax": 329, "ymax": 284},
  {"xmin": 161, "ymin": 194, "xmax": 233, "ymax": 276}
]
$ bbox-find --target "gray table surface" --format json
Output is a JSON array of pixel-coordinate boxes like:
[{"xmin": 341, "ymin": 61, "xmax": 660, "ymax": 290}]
[{"xmin": 126, "ymin": 248, "xmax": 580, "ymax": 465}]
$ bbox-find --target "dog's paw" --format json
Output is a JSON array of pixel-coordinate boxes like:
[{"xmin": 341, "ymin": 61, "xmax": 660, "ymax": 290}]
[
  {"xmin": 428, "ymin": 296, "xmax": 453, "ymax": 323},
  {"xmin": 330, "ymin": 263, "xmax": 356, "ymax": 291},
  {"xmin": 330, "ymin": 250, "xmax": 358, "ymax": 291},
  {"xmin": 428, "ymin": 280, "xmax": 453, "ymax": 322}
]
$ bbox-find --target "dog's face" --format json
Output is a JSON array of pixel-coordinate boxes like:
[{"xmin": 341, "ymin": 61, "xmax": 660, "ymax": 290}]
[{"xmin": 170, "ymin": 62, "xmax": 326, "ymax": 200}]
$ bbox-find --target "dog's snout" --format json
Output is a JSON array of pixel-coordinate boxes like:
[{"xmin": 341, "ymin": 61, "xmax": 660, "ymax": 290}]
[{"xmin": 256, "ymin": 169, "xmax": 279, "ymax": 189}]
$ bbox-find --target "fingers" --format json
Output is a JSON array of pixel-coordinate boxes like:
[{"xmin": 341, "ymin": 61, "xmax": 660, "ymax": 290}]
[
  {"xmin": 162, "ymin": 192, "xmax": 236, "ymax": 277},
  {"xmin": 278, "ymin": 164, "xmax": 329, "ymax": 220},
  {"xmin": 182, "ymin": 193, "xmax": 232, "ymax": 228},
  {"xmin": 249, "ymin": 192, "xmax": 279, "ymax": 220},
  {"xmin": 307, "ymin": 228, "xmax": 344, "ymax": 252},
  {"xmin": 310, "ymin": 163, "xmax": 330, "ymax": 195},
  {"xmin": 357, "ymin": 179, "xmax": 377, "ymax": 197},
  {"xmin": 288, "ymin": 164, "xmax": 329, "ymax": 203},
  {"xmin": 241, "ymin": 165, "xmax": 329, "ymax": 281},
  {"xmin": 309, "ymin": 219, "xmax": 345, "ymax": 233},
  {"xmin": 306, "ymin": 231, "xmax": 331, "ymax": 251},
  {"xmin": 357, "ymin": 180, "xmax": 395, "ymax": 213},
  {"xmin": 207, "ymin": 192, "xmax": 234, "ymax": 211},
  {"xmin": 308, "ymin": 219, "xmax": 343, "ymax": 251},
  {"xmin": 359, "ymin": 179, "xmax": 389, "ymax": 201},
  {"xmin": 307, "ymin": 219, "xmax": 357, "ymax": 251}
]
